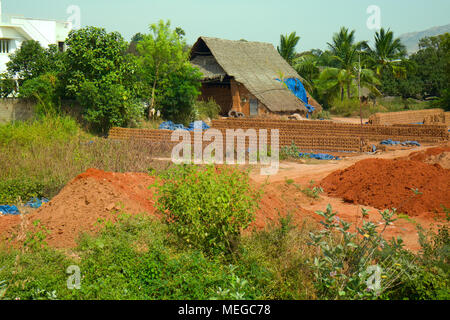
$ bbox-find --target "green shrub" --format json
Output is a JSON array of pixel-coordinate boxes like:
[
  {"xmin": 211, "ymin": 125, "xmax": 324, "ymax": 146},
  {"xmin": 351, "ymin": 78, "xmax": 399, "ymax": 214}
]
[
  {"xmin": 152, "ymin": 165, "xmax": 261, "ymax": 256},
  {"xmin": 311, "ymin": 110, "xmax": 331, "ymax": 120},
  {"xmin": 238, "ymin": 214, "xmax": 316, "ymax": 299},
  {"xmin": 380, "ymin": 222, "xmax": 450, "ymax": 300},
  {"xmin": 19, "ymin": 73, "xmax": 62, "ymax": 116},
  {"xmin": 192, "ymin": 98, "xmax": 221, "ymax": 121},
  {"xmin": 76, "ymin": 81, "xmax": 144, "ymax": 133},
  {"xmin": 308, "ymin": 205, "xmax": 408, "ymax": 300},
  {"xmin": 0, "ymin": 178, "xmax": 45, "ymax": 204},
  {"xmin": 280, "ymin": 141, "xmax": 301, "ymax": 160},
  {"xmin": 0, "ymin": 73, "xmax": 17, "ymax": 98},
  {"xmin": 329, "ymin": 98, "xmax": 366, "ymax": 116}
]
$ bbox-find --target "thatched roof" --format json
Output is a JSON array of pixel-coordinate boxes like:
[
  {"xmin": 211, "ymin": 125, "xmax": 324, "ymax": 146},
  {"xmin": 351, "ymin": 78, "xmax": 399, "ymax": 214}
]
[
  {"xmin": 190, "ymin": 55, "xmax": 227, "ymax": 80},
  {"xmin": 190, "ymin": 36, "xmax": 321, "ymax": 113}
]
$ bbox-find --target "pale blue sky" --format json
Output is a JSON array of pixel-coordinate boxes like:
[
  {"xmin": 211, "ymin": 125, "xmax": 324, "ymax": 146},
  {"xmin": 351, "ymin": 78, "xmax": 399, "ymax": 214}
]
[{"xmin": 3, "ymin": 0, "xmax": 450, "ymax": 50}]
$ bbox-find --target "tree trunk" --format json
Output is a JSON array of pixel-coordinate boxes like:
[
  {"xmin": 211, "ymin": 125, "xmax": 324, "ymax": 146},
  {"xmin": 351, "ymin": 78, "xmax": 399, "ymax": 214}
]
[
  {"xmin": 148, "ymin": 65, "xmax": 160, "ymax": 120},
  {"xmin": 347, "ymin": 83, "xmax": 351, "ymax": 99},
  {"xmin": 340, "ymin": 87, "xmax": 344, "ymax": 101}
]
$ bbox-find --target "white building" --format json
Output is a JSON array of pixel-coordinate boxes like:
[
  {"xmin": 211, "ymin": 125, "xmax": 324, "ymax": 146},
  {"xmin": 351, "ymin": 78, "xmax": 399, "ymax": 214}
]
[{"xmin": 0, "ymin": 1, "xmax": 72, "ymax": 74}]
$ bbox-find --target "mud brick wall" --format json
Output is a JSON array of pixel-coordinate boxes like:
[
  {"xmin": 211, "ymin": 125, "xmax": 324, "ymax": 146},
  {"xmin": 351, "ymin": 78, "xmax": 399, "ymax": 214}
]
[
  {"xmin": 211, "ymin": 119, "xmax": 449, "ymax": 143},
  {"xmin": 108, "ymin": 127, "xmax": 363, "ymax": 152},
  {"xmin": 368, "ymin": 109, "xmax": 445, "ymax": 125}
]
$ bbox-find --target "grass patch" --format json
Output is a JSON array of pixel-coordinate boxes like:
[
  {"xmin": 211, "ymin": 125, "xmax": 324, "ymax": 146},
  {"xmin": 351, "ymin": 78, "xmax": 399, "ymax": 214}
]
[
  {"xmin": 0, "ymin": 116, "xmax": 173, "ymax": 202},
  {"xmin": 329, "ymin": 97, "xmax": 432, "ymax": 118}
]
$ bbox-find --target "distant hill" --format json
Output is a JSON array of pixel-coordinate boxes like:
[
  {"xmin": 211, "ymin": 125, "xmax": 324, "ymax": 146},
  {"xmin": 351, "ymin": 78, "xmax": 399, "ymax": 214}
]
[{"xmin": 399, "ymin": 24, "xmax": 450, "ymax": 53}]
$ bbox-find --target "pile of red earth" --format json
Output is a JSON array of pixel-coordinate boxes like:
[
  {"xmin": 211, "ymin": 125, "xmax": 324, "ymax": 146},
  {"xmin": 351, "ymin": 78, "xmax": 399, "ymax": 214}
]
[
  {"xmin": 0, "ymin": 168, "xmax": 304, "ymax": 249},
  {"xmin": 321, "ymin": 158, "xmax": 450, "ymax": 217},
  {"xmin": 404, "ymin": 145, "xmax": 450, "ymax": 169},
  {"xmin": 1, "ymin": 169, "xmax": 157, "ymax": 248}
]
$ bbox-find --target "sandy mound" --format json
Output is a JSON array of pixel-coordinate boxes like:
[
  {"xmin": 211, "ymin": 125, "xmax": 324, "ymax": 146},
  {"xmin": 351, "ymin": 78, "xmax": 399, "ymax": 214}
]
[
  {"xmin": 321, "ymin": 159, "xmax": 450, "ymax": 217},
  {"xmin": 405, "ymin": 146, "xmax": 450, "ymax": 169},
  {"xmin": 2, "ymin": 169, "xmax": 157, "ymax": 248}
]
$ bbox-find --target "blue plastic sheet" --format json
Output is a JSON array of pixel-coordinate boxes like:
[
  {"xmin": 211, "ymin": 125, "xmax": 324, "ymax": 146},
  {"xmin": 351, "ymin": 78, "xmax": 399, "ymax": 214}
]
[
  {"xmin": 276, "ymin": 78, "xmax": 315, "ymax": 113},
  {"xmin": 0, "ymin": 205, "xmax": 20, "ymax": 215},
  {"xmin": 159, "ymin": 121, "xmax": 210, "ymax": 131},
  {"xmin": 26, "ymin": 198, "xmax": 49, "ymax": 209},
  {"xmin": 380, "ymin": 139, "xmax": 421, "ymax": 147},
  {"xmin": 299, "ymin": 152, "xmax": 340, "ymax": 160}
]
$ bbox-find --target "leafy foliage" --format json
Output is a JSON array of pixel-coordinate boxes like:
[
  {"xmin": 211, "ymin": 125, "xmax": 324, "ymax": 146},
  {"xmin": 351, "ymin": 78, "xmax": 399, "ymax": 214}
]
[
  {"xmin": 19, "ymin": 73, "xmax": 62, "ymax": 116},
  {"xmin": 277, "ymin": 32, "xmax": 301, "ymax": 65},
  {"xmin": 6, "ymin": 41, "xmax": 62, "ymax": 83},
  {"xmin": 64, "ymin": 27, "xmax": 144, "ymax": 133},
  {"xmin": 137, "ymin": 20, "xmax": 202, "ymax": 123},
  {"xmin": 191, "ymin": 98, "xmax": 221, "ymax": 121},
  {"xmin": 152, "ymin": 165, "xmax": 261, "ymax": 256}
]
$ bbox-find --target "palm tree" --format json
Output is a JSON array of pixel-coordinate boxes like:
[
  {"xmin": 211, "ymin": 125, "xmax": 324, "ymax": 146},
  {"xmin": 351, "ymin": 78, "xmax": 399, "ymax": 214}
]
[
  {"xmin": 277, "ymin": 32, "xmax": 300, "ymax": 65},
  {"xmin": 316, "ymin": 67, "xmax": 353, "ymax": 102},
  {"xmin": 326, "ymin": 27, "xmax": 369, "ymax": 99},
  {"xmin": 293, "ymin": 53, "xmax": 319, "ymax": 92},
  {"xmin": 366, "ymin": 28, "xmax": 407, "ymax": 77},
  {"xmin": 315, "ymin": 27, "xmax": 381, "ymax": 104}
]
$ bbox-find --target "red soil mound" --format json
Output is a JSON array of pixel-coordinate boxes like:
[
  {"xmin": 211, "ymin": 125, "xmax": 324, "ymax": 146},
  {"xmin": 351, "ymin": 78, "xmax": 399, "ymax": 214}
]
[
  {"xmin": 321, "ymin": 159, "xmax": 450, "ymax": 217},
  {"xmin": 405, "ymin": 146, "xmax": 450, "ymax": 169},
  {"xmin": 1, "ymin": 169, "xmax": 157, "ymax": 248},
  {"xmin": 0, "ymin": 168, "xmax": 310, "ymax": 249}
]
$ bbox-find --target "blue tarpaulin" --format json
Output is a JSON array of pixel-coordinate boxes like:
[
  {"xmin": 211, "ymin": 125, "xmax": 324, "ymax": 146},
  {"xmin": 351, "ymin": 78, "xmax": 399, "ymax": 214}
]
[
  {"xmin": 0, "ymin": 205, "xmax": 20, "ymax": 215},
  {"xmin": 380, "ymin": 139, "xmax": 421, "ymax": 147},
  {"xmin": 26, "ymin": 198, "xmax": 49, "ymax": 209},
  {"xmin": 276, "ymin": 78, "xmax": 315, "ymax": 113},
  {"xmin": 1, "ymin": 198, "xmax": 49, "ymax": 215},
  {"xmin": 299, "ymin": 152, "xmax": 340, "ymax": 160},
  {"xmin": 159, "ymin": 121, "xmax": 210, "ymax": 131}
]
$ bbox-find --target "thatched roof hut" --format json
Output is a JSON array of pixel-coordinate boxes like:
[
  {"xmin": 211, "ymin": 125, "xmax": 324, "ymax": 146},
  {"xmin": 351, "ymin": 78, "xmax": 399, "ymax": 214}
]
[{"xmin": 190, "ymin": 37, "xmax": 321, "ymax": 117}]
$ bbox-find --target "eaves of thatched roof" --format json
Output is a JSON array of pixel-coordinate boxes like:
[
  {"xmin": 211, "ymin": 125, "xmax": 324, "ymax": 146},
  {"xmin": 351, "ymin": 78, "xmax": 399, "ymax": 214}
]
[{"xmin": 190, "ymin": 36, "xmax": 321, "ymax": 113}]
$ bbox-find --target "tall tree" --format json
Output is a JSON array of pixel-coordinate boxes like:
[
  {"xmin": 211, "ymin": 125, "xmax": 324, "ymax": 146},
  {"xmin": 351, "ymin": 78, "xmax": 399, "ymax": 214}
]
[
  {"xmin": 366, "ymin": 28, "xmax": 407, "ymax": 77},
  {"xmin": 137, "ymin": 20, "xmax": 201, "ymax": 122},
  {"xmin": 64, "ymin": 27, "xmax": 144, "ymax": 133},
  {"xmin": 6, "ymin": 40, "xmax": 62, "ymax": 83},
  {"xmin": 277, "ymin": 32, "xmax": 300, "ymax": 65},
  {"xmin": 293, "ymin": 53, "xmax": 319, "ymax": 92},
  {"xmin": 323, "ymin": 27, "xmax": 369, "ymax": 100}
]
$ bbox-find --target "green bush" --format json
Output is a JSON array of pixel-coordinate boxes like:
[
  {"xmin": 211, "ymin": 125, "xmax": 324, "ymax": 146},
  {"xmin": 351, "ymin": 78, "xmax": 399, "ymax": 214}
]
[
  {"xmin": 76, "ymin": 81, "xmax": 144, "ymax": 133},
  {"xmin": 0, "ymin": 73, "xmax": 17, "ymax": 98},
  {"xmin": 329, "ymin": 98, "xmax": 363, "ymax": 116},
  {"xmin": 311, "ymin": 110, "xmax": 331, "ymax": 120},
  {"xmin": 152, "ymin": 165, "xmax": 261, "ymax": 256},
  {"xmin": 0, "ymin": 178, "xmax": 45, "ymax": 204},
  {"xmin": 308, "ymin": 205, "xmax": 403, "ymax": 300},
  {"xmin": 191, "ymin": 98, "xmax": 221, "ymax": 121},
  {"xmin": 380, "ymin": 222, "xmax": 450, "ymax": 300},
  {"xmin": 280, "ymin": 141, "xmax": 301, "ymax": 160},
  {"xmin": 0, "ymin": 214, "xmax": 259, "ymax": 300},
  {"xmin": 19, "ymin": 73, "xmax": 62, "ymax": 116}
]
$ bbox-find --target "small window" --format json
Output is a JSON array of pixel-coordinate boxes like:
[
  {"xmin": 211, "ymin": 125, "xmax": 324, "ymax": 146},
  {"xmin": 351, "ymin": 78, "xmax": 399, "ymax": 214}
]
[
  {"xmin": 0, "ymin": 39, "xmax": 10, "ymax": 53},
  {"xmin": 58, "ymin": 42, "xmax": 65, "ymax": 52},
  {"xmin": 250, "ymin": 99, "xmax": 258, "ymax": 116}
]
